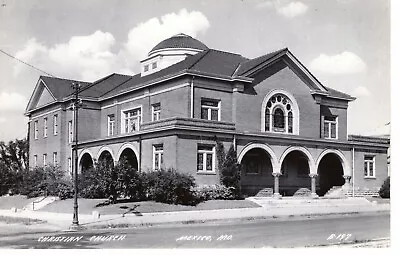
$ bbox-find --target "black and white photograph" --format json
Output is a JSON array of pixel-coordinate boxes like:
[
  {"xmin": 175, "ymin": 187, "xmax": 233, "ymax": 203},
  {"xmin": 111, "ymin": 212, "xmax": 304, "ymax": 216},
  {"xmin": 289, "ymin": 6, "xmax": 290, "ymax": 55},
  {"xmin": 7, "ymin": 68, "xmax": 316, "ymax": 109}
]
[{"xmin": 0, "ymin": 0, "xmax": 394, "ymax": 250}]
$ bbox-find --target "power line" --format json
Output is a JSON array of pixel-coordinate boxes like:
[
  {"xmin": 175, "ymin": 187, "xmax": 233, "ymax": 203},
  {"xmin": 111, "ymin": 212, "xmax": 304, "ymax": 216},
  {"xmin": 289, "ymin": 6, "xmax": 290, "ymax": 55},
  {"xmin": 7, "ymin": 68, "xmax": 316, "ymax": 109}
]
[{"xmin": 0, "ymin": 49, "xmax": 56, "ymax": 77}]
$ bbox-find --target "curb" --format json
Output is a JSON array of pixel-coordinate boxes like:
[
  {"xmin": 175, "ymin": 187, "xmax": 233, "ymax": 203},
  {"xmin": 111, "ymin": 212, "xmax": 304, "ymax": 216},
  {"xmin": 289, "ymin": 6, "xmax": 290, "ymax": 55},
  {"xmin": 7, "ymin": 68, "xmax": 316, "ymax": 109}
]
[{"xmin": 80, "ymin": 209, "xmax": 390, "ymax": 230}]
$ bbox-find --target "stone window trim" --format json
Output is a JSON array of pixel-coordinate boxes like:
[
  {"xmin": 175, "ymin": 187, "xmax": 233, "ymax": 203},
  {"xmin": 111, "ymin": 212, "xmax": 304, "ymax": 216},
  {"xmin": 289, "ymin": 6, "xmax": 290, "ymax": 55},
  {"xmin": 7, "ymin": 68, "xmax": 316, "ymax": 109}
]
[
  {"xmin": 364, "ymin": 155, "xmax": 376, "ymax": 179},
  {"xmin": 197, "ymin": 144, "xmax": 216, "ymax": 174},
  {"xmin": 121, "ymin": 106, "xmax": 142, "ymax": 134},
  {"xmin": 153, "ymin": 144, "xmax": 164, "ymax": 170},
  {"xmin": 201, "ymin": 98, "xmax": 221, "ymax": 121},
  {"xmin": 151, "ymin": 103, "xmax": 161, "ymax": 122},
  {"xmin": 261, "ymin": 90, "xmax": 299, "ymax": 135},
  {"xmin": 323, "ymin": 115, "xmax": 338, "ymax": 140}
]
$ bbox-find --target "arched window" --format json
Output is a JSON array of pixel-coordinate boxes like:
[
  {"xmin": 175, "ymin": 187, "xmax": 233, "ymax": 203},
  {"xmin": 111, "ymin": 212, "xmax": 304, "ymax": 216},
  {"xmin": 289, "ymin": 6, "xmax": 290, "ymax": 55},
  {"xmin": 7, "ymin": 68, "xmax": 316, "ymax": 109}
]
[{"xmin": 264, "ymin": 93, "xmax": 295, "ymax": 134}]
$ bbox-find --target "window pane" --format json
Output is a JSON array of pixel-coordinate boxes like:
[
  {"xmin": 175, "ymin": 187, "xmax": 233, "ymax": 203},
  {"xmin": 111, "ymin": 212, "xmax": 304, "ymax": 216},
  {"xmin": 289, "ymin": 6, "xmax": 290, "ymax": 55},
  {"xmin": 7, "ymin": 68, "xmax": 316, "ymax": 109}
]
[
  {"xmin": 273, "ymin": 108, "xmax": 284, "ymax": 129},
  {"xmin": 202, "ymin": 100, "xmax": 218, "ymax": 107},
  {"xmin": 288, "ymin": 112, "xmax": 293, "ymax": 133},
  {"xmin": 324, "ymin": 122, "xmax": 329, "ymax": 138},
  {"xmin": 155, "ymin": 154, "xmax": 159, "ymax": 169},
  {"xmin": 206, "ymin": 153, "xmax": 213, "ymax": 171},
  {"xmin": 265, "ymin": 109, "xmax": 270, "ymax": 131},
  {"xmin": 331, "ymin": 123, "xmax": 337, "ymax": 138},
  {"xmin": 197, "ymin": 153, "xmax": 203, "ymax": 171},
  {"xmin": 364, "ymin": 162, "xmax": 368, "ymax": 176},
  {"xmin": 201, "ymin": 108, "xmax": 208, "ymax": 119},
  {"xmin": 211, "ymin": 109, "xmax": 218, "ymax": 120},
  {"xmin": 160, "ymin": 153, "xmax": 164, "ymax": 166},
  {"xmin": 369, "ymin": 162, "xmax": 374, "ymax": 176}
]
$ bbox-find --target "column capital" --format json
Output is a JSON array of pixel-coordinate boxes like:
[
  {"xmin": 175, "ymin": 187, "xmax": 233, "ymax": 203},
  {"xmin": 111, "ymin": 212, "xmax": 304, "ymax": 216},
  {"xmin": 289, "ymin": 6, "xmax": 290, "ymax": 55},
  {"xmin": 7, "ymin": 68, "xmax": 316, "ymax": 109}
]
[
  {"xmin": 343, "ymin": 175, "xmax": 352, "ymax": 180},
  {"xmin": 272, "ymin": 172, "xmax": 281, "ymax": 177},
  {"xmin": 309, "ymin": 173, "xmax": 318, "ymax": 178}
]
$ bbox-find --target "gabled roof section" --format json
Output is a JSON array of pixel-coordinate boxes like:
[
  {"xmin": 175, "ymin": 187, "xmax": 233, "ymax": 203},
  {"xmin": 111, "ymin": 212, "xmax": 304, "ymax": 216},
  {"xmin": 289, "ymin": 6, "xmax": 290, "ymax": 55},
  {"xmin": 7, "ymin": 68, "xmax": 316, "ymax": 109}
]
[
  {"xmin": 100, "ymin": 49, "xmax": 250, "ymax": 99},
  {"xmin": 40, "ymin": 76, "xmax": 90, "ymax": 100},
  {"xmin": 235, "ymin": 48, "xmax": 287, "ymax": 76},
  {"xmin": 79, "ymin": 73, "xmax": 133, "ymax": 98}
]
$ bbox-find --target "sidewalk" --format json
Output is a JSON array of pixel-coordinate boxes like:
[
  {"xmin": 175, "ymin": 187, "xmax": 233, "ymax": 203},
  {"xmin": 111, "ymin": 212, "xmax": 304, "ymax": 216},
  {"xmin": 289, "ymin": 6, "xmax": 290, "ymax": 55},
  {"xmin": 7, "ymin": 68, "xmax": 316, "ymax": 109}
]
[{"xmin": 0, "ymin": 197, "xmax": 390, "ymax": 230}]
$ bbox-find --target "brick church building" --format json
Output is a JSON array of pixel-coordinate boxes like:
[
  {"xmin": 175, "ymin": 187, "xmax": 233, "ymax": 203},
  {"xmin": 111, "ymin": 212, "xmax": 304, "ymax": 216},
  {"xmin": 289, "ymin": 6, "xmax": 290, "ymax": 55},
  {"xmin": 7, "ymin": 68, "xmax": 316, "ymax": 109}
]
[{"xmin": 25, "ymin": 33, "xmax": 389, "ymax": 197}]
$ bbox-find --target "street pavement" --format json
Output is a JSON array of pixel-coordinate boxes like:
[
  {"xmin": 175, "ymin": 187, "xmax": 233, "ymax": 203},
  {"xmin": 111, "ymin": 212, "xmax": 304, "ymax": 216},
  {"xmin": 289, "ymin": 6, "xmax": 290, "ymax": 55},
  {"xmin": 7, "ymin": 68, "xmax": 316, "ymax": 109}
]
[{"xmin": 0, "ymin": 212, "xmax": 390, "ymax": 248}]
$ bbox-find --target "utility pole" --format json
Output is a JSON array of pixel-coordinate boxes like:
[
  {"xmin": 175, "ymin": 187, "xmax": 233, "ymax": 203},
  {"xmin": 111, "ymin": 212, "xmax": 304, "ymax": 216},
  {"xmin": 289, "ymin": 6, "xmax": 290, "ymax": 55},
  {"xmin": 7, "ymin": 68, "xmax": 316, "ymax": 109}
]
[{"xmin": 70, "ymin": 82, "xmax": 83, "ymax": 230}]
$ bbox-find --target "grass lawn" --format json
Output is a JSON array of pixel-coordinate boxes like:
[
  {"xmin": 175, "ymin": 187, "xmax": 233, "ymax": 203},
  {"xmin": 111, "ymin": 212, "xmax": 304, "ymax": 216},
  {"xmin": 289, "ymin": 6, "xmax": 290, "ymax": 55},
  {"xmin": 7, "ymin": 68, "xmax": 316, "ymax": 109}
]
[
  {"xmin": 0, "ymin": 215, "xmax": 45, "ymax": 225},
  {"xmin": 0, "ymin": 195, "xmax": 38, "ymax": 210},
  {"xmin": 39, "ymin": 199, "xmax": 261, "ymax": 215}
]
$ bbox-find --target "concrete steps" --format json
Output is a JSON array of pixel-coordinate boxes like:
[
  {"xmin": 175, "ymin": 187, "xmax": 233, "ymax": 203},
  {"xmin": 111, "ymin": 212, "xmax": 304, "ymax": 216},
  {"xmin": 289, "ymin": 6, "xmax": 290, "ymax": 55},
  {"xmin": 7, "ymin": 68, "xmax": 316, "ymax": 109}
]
[
  {"xmin": 246, "ymin": 197, "xmax": 373, "ymax": 208},
  {"xmin": 24, "ymin": 196, "xmax": 59, "ymax": 211}
]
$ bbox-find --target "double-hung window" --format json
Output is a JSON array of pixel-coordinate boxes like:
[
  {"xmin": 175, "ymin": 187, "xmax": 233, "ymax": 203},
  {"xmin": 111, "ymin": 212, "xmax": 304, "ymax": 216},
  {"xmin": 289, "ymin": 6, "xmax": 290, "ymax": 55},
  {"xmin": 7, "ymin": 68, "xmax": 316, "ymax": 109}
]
[
  {"xmin": 153, "ymin": 144, "xmax": 164, "ymax": 170},
  {"xmin": 34, "ymin": 121, "xmax": 38, "ymax": 139},
  {"xmin": 201, "ymin": 99, "xmax": 220, "ymax": 121},
  {"xmin": 197, "ymin": 145, "xmax": 215, "ymax": 173},
  {"xmin": 107, "ymin": 114, "xmax": 115, "ymax": 136},
  {"xmin": 53, "ymin": 152, "xmax": 58, "ymax": 166},
  {"xmin": 43, "ymin": 117, "xmax": 48, "ymax": 138},
  {"xmin": 123, "ymin": 108, "xmax": 141, "ymax": 133},
  {"xmin": 68, "ymin": 157, "xmax": 72, "ymax": 173},
  {"xmin": 364, "ymin": 155, "xmax": 375, "ymax": 178},
  {"xmin": 152, "ymin": 103, "xmax": 161, "ymax": 121},
  {"xmin": 43, "ymin": 154, "xmax": 47, "ymax": 166},
  {"xmin": 53, "ymin": 115, "xmax": 58, "ymax": 135},
  {"xmin": 68, "ymin": 121, "xmax": 73, "ymax": 143},
  {"xmin": 323, "ymin": 116, "xmax": 337, "ymax": 139}
]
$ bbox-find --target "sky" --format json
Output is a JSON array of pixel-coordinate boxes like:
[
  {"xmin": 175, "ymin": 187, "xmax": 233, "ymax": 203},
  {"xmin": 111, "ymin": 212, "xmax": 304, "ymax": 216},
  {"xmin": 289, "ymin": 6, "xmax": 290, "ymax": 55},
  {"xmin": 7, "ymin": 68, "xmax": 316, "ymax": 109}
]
[{"xmin": 0, "ymin": 0, "xmax": 391, "ymax": 141}]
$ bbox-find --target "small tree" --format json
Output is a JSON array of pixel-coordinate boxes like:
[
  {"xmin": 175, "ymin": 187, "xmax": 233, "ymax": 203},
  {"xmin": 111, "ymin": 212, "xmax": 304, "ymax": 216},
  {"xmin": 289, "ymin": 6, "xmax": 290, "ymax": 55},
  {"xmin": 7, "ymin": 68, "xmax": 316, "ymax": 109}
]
[
  {"xmin": 379, "ymin": 176, "xmax": 390, "ymax": 198},
  {"xmin": 219, "ymin": 145, "xmax": 241, "ymax": 197}
]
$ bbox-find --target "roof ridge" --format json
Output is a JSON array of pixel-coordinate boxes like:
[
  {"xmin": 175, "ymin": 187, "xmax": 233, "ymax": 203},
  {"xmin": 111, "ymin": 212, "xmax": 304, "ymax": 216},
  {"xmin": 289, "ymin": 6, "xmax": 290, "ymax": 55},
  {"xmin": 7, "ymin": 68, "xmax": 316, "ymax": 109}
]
[
  {"xmin": 99, "ymin": 75, "xmax": 134, "ymax": 98},
  {"xmin": 208, "ymin": 48, "xmax": 247, "ymax": 58},
  {"xmin": 187, "ymin": 50, "xmax": 211, "ymax": 70},
  {"xmin": 41, "ymin": 75, "xmax": 89, "ymax": 84}
]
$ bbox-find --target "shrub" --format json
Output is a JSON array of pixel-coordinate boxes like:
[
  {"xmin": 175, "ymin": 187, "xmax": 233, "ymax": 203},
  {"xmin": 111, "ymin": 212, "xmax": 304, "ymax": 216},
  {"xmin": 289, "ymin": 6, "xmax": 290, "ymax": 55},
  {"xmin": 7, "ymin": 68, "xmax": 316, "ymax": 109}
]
[
  {"xmin": 379, "ymin": 177, "xmax": 390, "ymax": 198},
  {"xmin": 79, "ymin": 160, "xmax": 143, "ymax": 202},
  {"xmin": 219, "ymin": 145, "xmax": 241, "ymax": 197},
  {"xmin": 19, "ymin": 165, "xmax": 74, "ymax": 199},
  {"xmin": 143, "ymin": 168, "xmax": 196, "ymax": 205},
  {"xmin": 192, "ymin": 184, "xmax": 236, "ymax": 201}
]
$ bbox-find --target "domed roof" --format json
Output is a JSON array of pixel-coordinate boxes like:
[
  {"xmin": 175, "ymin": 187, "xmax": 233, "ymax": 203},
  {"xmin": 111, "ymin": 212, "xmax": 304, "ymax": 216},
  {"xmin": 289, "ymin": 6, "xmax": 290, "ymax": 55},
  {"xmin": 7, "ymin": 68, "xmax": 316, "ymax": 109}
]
[{"xmin": 148, "ymin": 33, "xmax": 208, "ymax": 55}]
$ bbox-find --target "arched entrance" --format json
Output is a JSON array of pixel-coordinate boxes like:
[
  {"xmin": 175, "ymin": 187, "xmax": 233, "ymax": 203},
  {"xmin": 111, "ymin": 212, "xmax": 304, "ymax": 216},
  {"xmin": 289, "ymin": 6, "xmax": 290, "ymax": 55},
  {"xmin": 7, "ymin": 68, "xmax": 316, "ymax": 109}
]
[
  {"xmin": 118, "ymin": 148, "xmax": 138, "ymax": 170},
  {"xmin": 279, "ymin": 150, "xmax": 311, "ymax": 196},
  {"xmin": 239, "ymin": 147, "xmax": 276, "ymax": 196},
  {"xmin": 317, "ymin": 153, "xmax": 345, "ymax": 196},
  {"xmin": 98, "ymin": 150, "xmax": 114, "ymax": 168},
  {"xmin": 79, "ymin": 153, "xmax": 93, "ymax": 174}
]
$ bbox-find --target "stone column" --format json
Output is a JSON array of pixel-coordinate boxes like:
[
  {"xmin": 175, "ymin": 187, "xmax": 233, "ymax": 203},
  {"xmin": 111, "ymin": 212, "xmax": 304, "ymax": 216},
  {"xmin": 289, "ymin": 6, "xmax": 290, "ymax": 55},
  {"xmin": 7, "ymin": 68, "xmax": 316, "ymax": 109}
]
[
  {"xmin": 272, "ymin": 172, "xmax": 282, "ymax": 198},
  {"xmin": 309, "ymin": 173, "xmax": 318, "ymax": 198},
  {"xmin": 343, "ymin": 175, "xmax": 352, "ymax": 191}
]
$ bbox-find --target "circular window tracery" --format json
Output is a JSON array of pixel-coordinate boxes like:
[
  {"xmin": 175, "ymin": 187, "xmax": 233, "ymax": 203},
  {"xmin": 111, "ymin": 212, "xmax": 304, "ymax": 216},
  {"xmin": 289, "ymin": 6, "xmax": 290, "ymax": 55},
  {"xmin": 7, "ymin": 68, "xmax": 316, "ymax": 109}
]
[{"xmin": 265, "ymin": 93, "xmax": 294, "ymax": 133}]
